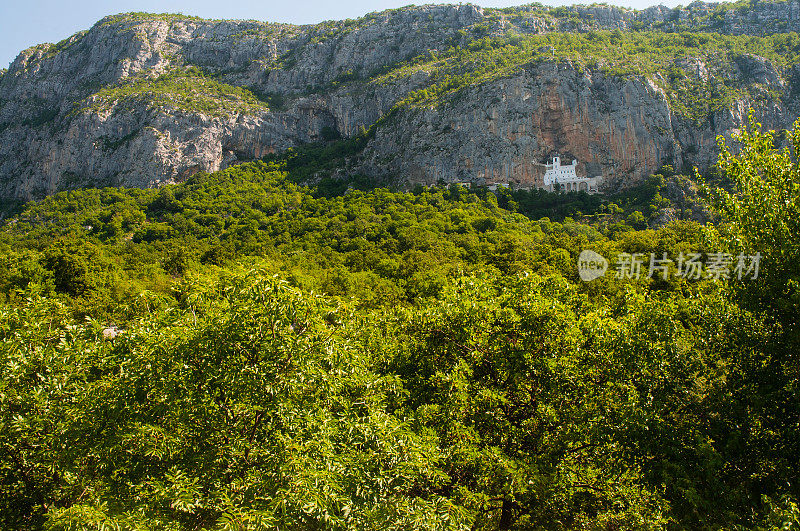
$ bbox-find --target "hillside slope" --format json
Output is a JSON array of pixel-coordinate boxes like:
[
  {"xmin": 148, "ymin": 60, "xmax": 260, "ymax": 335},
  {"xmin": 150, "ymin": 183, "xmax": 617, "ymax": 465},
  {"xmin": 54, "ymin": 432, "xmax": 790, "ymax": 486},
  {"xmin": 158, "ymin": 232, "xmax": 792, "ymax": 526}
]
[{"xmin": 1, "ymin": 0, "xmax": 799, "ymax": 200}]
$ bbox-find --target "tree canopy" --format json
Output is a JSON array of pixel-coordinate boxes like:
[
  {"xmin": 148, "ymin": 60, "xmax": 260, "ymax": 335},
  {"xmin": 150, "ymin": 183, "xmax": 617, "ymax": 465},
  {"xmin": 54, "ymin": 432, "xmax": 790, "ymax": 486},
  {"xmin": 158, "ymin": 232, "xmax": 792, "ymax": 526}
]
[{"xmin": 1, "ymin": 120, "xmax": 800, "ymax": 529}]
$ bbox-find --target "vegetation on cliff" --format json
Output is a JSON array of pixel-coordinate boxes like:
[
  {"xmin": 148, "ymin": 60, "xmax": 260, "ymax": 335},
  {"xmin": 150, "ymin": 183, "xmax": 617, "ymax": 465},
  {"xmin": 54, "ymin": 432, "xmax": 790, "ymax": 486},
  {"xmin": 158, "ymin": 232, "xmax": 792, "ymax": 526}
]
[
  {"xmin": 79, "ymin": 67, "xmax": 269, "ymax": 117},
  {"xmin": 381, "ymin": 29, "xmax": 799, "ymax": 124}
]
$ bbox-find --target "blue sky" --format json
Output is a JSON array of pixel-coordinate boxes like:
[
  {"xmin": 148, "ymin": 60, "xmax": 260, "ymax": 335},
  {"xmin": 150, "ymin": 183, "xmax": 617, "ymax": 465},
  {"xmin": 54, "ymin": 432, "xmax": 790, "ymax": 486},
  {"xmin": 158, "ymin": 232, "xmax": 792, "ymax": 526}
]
[{"xmin": 1, "ymin": 0, "xmax": 706, "ymax": 69}]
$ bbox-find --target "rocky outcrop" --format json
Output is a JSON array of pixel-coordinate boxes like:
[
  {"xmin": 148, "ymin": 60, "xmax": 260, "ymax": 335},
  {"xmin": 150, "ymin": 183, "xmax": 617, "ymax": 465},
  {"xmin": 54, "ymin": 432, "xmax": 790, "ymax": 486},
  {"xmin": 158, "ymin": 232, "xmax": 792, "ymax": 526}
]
[
  {"xmin": 0, "ymin": 1, "xmax": 798, "ymax": 200},
  {"xmin": 0, "ymin": 7, "xmax": 482, "ymax": 198},
  {"xmin": 361, "ymin": 65, "xmax": 678, "ymax": 188},
  {"xmin": 359, "ymin": 58, "xmax": 794, "ymax": 188},
  {"xmin": 496, "ymin": 0, "xmax": 800, "ymax": 35}
]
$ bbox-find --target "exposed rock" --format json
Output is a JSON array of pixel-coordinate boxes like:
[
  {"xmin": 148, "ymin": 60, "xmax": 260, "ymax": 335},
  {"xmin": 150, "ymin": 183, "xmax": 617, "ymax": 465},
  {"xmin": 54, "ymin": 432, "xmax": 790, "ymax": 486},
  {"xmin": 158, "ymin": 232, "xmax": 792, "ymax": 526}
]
[
  {"xmin": 359, "ymin": 58, "xmax": 790, "ymax": 189},
  {"xmin": 0, "ymin": 1, "xmax": 798, "ymax": 200}
]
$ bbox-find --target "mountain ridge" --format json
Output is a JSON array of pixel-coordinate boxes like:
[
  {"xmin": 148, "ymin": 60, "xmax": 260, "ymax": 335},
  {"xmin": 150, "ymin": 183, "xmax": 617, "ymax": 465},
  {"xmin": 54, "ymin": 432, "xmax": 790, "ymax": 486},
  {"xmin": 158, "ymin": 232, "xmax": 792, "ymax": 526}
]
[{"xmin": 0, "ymin": 0, "xmax": 798, "ymax": 200}]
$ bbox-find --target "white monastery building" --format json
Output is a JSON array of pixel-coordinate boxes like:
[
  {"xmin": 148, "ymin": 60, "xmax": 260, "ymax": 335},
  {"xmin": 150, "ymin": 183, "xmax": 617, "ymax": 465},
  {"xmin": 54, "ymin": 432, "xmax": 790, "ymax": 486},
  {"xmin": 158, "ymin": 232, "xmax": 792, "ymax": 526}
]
[{"xmin": 542, "ymin": 156, "xmax": 602, "ymax": 194}]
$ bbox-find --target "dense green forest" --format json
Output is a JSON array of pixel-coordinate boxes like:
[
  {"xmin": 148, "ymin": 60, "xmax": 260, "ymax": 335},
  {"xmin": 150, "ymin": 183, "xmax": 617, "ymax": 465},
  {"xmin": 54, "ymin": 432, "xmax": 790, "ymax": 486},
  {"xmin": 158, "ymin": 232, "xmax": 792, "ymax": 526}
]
[{"xmin": 1, "ymin": 117, "xmax": 799, "ymax": 529}]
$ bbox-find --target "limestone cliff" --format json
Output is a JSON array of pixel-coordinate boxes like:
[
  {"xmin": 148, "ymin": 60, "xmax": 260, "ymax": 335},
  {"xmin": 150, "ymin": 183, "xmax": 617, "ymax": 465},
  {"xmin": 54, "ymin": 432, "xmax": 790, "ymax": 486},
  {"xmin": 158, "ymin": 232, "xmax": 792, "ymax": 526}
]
[{"xmin": 0, "ymin": 1, "xmax": 798, "ymax": 199}]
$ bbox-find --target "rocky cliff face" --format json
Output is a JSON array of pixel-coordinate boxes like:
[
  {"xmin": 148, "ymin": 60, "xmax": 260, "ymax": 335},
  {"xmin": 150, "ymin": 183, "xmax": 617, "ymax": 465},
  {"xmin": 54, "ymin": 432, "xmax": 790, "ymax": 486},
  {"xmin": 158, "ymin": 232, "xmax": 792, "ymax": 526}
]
[
  {"xmin": 366, "ymin": 58, "xmax": 794, "ymax": 189},
  {"xmin": 364, "ymin": 66, "xmax": 681, "ymax": 189},
  {"xmin": 0, "ymin": 1, "xmax": 798, "ymax": 200}
]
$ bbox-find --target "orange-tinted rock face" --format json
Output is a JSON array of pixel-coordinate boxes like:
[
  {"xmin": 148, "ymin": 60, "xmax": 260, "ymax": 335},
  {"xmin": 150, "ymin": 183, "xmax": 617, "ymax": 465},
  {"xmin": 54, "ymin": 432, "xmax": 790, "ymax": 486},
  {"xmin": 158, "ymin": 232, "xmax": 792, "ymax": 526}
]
[{"xmin": 529, "ymin": 77, "xmax": 671, "ymax": 186}]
